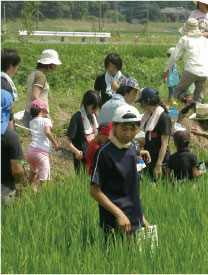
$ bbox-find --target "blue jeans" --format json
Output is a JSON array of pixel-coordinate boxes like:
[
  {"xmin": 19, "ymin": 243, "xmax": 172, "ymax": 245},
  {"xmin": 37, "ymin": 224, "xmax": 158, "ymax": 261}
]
[{"xmin": 168, "ymin": 86, "xmax": 176, "ymax": 98}]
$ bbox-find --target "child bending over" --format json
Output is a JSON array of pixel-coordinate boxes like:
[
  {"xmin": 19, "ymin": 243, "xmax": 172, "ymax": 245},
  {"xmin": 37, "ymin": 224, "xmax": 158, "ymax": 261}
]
[{"xmin": 167, "ymin": 130, "xmax": 203, "ymax": 184}]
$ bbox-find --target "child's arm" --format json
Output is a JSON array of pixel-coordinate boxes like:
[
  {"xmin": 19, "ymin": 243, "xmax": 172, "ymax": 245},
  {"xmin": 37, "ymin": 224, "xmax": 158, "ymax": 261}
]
[
  {"xmin": 163, "ymin": 71, "xmax": 169, "ymax": 83},
  {"xmin": 65, "ymin": 136, "xmax": 83, "ymax": 160},
  {"xmin": 191, "ymin": 128, "xmax": 208, "ymax": 138},
  {"xmin": 154, "ymin": 134, "xmax": 169, "ymax": 177},
  {"xmin": 192, "ymin": 167, "xmax": 203, "ymax": 178},
  {"xmin": 45, "ymin": 126, "xmax": 59, "ymax": 150},
  {"xmin": 140, "ymin": 149, "xmax": 151, "ymax": 164},
  {"xmin": 90, "ymin": 184, "xmax": 131, "ymax": 233}
]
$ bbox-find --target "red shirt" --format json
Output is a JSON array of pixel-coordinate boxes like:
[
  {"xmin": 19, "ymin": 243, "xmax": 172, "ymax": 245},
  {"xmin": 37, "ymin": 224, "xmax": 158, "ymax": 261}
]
[{"xmin": 85, "ymin": 139, "xmax": 101, "ymax": 175}]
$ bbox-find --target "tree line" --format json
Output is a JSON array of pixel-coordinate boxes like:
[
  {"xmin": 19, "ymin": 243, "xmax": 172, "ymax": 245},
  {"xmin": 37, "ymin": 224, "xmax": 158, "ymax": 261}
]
[{"xmin": 1, "ymin": 1, "xmax": 195, "ymax": 23}]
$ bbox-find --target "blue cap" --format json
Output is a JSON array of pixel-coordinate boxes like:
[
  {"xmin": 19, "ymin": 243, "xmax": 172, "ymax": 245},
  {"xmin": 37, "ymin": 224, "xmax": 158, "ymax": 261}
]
[
  {"xmin": 135, "ymin": 87, "xmax": 159, "ymax": 103},
  {"xmin": 1, "ymin": 89, "xmax": 13, "ymax": 135},
  {"xmin": 120, "ymin": 77, "xmax": 139, "ymax": 90}
]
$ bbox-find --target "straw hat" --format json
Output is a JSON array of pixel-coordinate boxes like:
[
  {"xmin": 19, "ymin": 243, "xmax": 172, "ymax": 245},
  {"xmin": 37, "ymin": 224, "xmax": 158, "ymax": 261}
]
[
  {"xmin": 179, "ymin": 18, "xmax": 202, "ymax": 37},
  {"xmin": 189, "ymin": 104, "xmax": 208, "ymax": 120},
  {"xmin": 193, "ymin": 0, "xmax": 208, "ymax": 5},
  {"xmin": 37, "ymin": 49, "xmax": 62, "ymax": 65}
]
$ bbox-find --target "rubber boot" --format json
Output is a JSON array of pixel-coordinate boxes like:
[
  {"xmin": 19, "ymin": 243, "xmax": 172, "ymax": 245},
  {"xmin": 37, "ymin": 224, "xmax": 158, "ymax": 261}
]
[
  {"xmin": 169, "ymin": 98, "xmax": 178, "ymax": 106},
  {"xmin": 179, "ymin": 93, "xmax": 196, "ymax": 114}
]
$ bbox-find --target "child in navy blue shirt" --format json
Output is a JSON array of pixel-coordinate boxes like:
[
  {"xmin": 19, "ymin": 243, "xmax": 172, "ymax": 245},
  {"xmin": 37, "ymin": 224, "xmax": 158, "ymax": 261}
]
[
  {"xmin": 90, "ymin": 105, "xmax": 149, "ymax": 236},
  {"xmin": 167, "ymin": 130, "xmax": 203, "ymax": 184}
]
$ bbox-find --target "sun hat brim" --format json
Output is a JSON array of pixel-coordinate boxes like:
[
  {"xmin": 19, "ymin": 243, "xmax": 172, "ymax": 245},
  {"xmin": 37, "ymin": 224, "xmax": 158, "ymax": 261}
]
[
  {"xmin": 189, "ymin": 113, "xmax": 208, "ymax": 120},
  {"xmin": 194, "ymin": 0, "xmax": 208, "ymax": 5},
  {"xmin": 37, "ymin": 58, "xmax": 62, "ymax": 65},
  {"xmin": 179, "ymin": 26, "xmax": 202, "ymax": 37}
]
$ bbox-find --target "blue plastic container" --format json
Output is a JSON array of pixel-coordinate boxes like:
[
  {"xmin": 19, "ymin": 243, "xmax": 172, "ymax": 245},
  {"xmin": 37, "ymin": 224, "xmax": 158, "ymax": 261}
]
[{"xmin": 169, "ymin": 109, "xmax": 179, "ymax": 122}]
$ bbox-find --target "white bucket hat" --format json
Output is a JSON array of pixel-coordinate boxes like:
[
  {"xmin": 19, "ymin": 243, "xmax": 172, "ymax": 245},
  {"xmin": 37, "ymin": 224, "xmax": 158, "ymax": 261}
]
[
  {"xmin": 112, "ymin": 105, "xmax": 141, "ymax": 123},
  {"xmin": 179, "ymin": 18, "xmax": 202, "ymax": 37},
  {"xmin": 194, "ymin": 0, "xmax": 208, "ymax": 5},
  {"xmin": 37, "ymin": 49, "xmax": 62, "ymax": 65},
  {"xmin": 189, "ymin": 104, "xmax": 208, "ymax": 120},
  {"xmin": 167, "ymin": 47, "xmax": 175, "ymax": 55}
]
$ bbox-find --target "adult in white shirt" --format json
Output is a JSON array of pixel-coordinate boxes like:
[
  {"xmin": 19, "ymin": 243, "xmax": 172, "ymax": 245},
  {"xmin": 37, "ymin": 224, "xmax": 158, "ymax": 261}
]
[
  {"xmin": 189, "ymin": 0, "xmax": 208, "ymax": 38},
  {"xmin": 165, "ymin": 18, "xmax": 208, "ymax": 115}
]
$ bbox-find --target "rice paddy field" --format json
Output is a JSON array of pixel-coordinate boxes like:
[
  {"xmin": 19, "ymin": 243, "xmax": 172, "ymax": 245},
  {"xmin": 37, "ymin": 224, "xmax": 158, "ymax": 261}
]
[{"xmin": 1, "ymin": 41, "xmax": 208, "ymax": 274}]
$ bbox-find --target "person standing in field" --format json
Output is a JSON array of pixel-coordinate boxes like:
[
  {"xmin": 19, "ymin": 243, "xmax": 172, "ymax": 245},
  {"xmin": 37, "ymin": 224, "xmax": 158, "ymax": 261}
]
[
  {"xmin": 1, "ymin": 89, "xmax": 24, "ymax": 204},
  {"xmin": 22, "ymin": 49, "xmax": 62, "ymax": 128},
  {"xmin": 65, "ymin": 90, "xmax": 100, "ymax": 174},
  {"xmin": 163, "ymin": 47, "xmax": 179, "ymax": 106},
  {"xmin": 94, "ymin": 53, "xmax": 129, "ymax": 106},
  {"xmin": 189, "ymin": 0, "xmax": 208, "ymax": 38},
  {"xmin": 27, "ymin": 99, "xmax": 59, "ymax": 193},
  {"xmin": 136, "ymin": 87, "xmax": 171, "ymax": 179},
  {"xmin": 1, "ymin": 48, "xmax": 21, "ymax": 129},
  {"xmin": 189, "ymin": 103, "xmax": 208, "ymax": 138},
  {"xmin": 164, "ymin": 18, "xmax": 208, "ymax": 115},
  {"xmin": 90, "ymin": 105, "xmax": 149, "ymax": 237}
]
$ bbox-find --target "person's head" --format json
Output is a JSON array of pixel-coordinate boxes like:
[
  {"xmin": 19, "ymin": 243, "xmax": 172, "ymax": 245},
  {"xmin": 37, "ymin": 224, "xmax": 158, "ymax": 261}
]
[
  {"xmin": 36, "ymin": 49, "xmax": 62, "ymax": 73},
  {"xmin": 167, "ymin": 47, "xmax": 175, "ymax": 58},
  {"xmin": 104, "ymin": 53, "xmax": 122, "ymax": 76},
  {"xmin": 1, "ymin": 48, "xmax": 21, "ymax": 76},
  {"xmin": 97, "ymin": 122, "xmax": 112, "ymax": 145},
  {"xmin": 116, "ymin": 77, "xmax": 139, "ymax": 104},
  {"xmin": 112, "ymin": 105, "xmax": 141, "ymax": 144},
  {"xmin": 173, "ymin": 130, "xmax": 191, "ymax": 149},
  {"xmin": 1, "ymin": 89, "xmax": 13, "ymax": 134},
  {"xmin": 30, "ymin": 99, "xmax": 48, "ymax": 118},
  {"xmin": 179, "ymin": 18, "xmax": 202, "ymax": 37},
  {"xmin": 135, "ymin": 86, "xmax": 169, "ymax": 113},
  {"xmin": 189, "ymin": 103, "xmax": 208, "ymax": 130},
  {"xmin": 81, "ymin": 90, "xmax": 101, "ymax": 115},
  {"xmin": 196, "ymin": 1, "xmax": 208, "ymax": 13}
]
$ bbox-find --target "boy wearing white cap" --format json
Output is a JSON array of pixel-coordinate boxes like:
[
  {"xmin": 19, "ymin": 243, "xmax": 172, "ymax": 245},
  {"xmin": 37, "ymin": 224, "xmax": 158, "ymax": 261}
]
[
  {"xmin": 163, "ymin": 47, "xmax": 179, "ymax": 106},
  {"xmin": 22, "ymin": 49, "xmax": 62, "ymax": 128},
  {"xmin": 90, "ymin": 105, "xmax": 149, "ymax": 237}
]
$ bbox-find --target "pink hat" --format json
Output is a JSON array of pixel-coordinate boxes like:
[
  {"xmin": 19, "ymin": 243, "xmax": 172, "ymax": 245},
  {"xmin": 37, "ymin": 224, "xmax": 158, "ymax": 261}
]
[{"xmin": 30, "ymin": 99, "xmax": 48, "ymax": 114}]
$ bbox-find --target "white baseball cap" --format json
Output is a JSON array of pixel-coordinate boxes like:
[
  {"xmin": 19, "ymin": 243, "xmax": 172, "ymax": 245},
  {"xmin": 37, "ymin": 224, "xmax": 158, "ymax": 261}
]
[
  {"xmin": 167, "ymin": 47, "xmax": 175, "ymax": 55},
  {"xmin": 112, "ymin": 105, "xmax": 141, "ymax": 123},
  {"xmin": 37, "ymin": 49, "xmax": 62, "ymax": 65}
]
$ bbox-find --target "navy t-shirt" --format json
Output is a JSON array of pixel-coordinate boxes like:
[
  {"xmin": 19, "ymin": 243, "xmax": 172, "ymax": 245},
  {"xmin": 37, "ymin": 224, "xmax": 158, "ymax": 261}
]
[
  {"xmin": 91, "ymin": 140, "xmax": 143, "ymax": 230},
  {"xmin": 1, "ymin": 127, "xmax": 23, "ymax": 189},
  {"xmin": 167, "ymin": 148, "xmax": 198, "ymax": 180},
  {"xmin": 144, "ymin": 111, "xmax": 171, "ymax": 164}
]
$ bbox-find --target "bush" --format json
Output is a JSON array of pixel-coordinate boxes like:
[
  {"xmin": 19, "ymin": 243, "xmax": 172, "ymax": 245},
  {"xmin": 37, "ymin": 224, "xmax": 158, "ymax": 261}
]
[{"xmin": 104, "ymin": 10, "xmax": 126, "ymax": 23}]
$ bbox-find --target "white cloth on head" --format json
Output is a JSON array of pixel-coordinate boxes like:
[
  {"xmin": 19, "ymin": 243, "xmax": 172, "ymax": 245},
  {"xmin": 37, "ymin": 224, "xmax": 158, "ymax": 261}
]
[
  {"xmin": 141, "ymin": 106, "xmax": 164, "ymax": 132},
  {"xmin": 1, "ymin": 72, "xmax": 18, "ymax": 101},
  {"xmin": 104, "ymin": 70, "xmax": 123, "ymax": 96},
  {"xmin": 80, "ymin": 105, "xmax": 98, "ymax": 142}
]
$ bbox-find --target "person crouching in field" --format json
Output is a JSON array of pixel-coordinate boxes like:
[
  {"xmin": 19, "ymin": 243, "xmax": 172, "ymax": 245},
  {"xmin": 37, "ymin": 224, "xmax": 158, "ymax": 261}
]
[
  {"xmin": 27, "ymin": 99, "xmax": 59, "ymax": 193},
  {"xmin": 90, "ymin": 105, "xmax": 149, "ymax": 238},
  {"xmin": 65, "ymin": 90, "xmax": 101, "ymax": 174},
  {"xmin": 167, "ymin": 130, "xmax": 203, "ymax": 184},
  {"xmin": 85, "ymin": 122, "xmax": 112, "ymax": 175}
]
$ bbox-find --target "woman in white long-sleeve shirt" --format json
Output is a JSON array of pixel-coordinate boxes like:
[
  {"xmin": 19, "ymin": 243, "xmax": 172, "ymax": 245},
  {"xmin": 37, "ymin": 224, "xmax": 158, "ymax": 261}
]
[{"xmin": 164, "ymin": 18, "xmax": 208, "ymax": 115}]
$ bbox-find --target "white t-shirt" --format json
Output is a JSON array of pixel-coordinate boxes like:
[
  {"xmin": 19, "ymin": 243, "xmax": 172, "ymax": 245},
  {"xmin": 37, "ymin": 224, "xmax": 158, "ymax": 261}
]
[
  {"xmin": 29, "ymin": 117, "xmax": 52, "ymax": 153},
  {"xmin": 189, "ymin": 10, "xmax": 208, "ymax": 30}
]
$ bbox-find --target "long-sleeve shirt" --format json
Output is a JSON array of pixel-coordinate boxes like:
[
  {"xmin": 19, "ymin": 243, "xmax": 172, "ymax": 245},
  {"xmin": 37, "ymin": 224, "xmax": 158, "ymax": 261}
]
[{"xmin": 165, "ymin": 35, "xmax": 208, "ymax": 77}]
